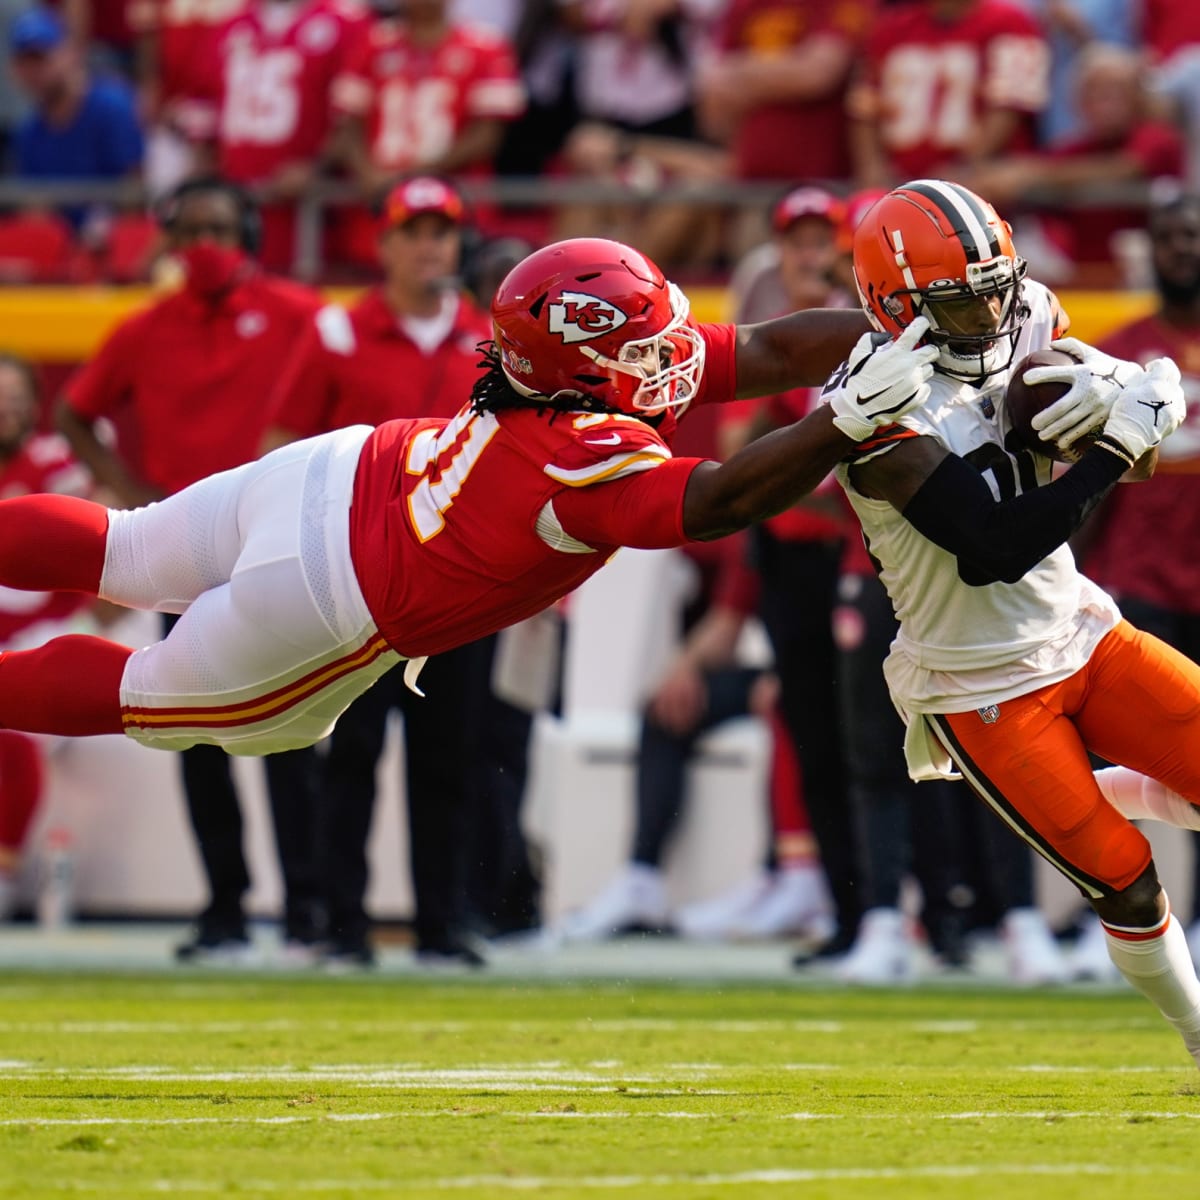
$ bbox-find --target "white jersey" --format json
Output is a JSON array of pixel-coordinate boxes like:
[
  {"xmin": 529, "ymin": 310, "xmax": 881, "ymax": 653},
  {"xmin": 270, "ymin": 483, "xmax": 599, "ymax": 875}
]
[{"xmin": 829, "ymin": 280, "xmax": 1121, "ymax": 746}]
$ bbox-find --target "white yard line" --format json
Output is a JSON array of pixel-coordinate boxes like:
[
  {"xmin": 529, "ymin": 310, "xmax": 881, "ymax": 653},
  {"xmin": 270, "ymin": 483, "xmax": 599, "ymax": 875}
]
[
  {"xmin": 28, "ymin": 1163, "xmax": 1183, "ymax": 1192},
  {"xmin": 4, "ymin": 1110, "xmax": 1199, "ymax": 1128}
]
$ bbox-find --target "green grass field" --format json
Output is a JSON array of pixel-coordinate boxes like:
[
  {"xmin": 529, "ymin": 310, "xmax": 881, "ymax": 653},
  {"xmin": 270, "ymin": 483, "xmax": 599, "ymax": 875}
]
[{"xmin": 1, "ymin": 972, "xmax": 1198, "ymax": 1199}]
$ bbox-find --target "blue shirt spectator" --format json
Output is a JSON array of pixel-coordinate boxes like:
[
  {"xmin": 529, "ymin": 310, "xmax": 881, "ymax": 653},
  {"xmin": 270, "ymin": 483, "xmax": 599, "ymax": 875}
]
[{"xmin": 9, "ymin": 7, "xmax": 142, "ymax": 224}]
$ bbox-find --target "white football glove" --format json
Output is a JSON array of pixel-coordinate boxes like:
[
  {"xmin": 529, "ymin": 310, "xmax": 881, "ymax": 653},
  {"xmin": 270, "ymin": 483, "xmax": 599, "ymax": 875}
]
[
  {"xmin": 1025, "ymin": 337, "xmax": 1142, "ymax": 451},
  {"xmin": 1099, "ymin": 357, "xmax": 1186, "ymax": 462},
  {"xmin": 829, "ymin": 316, "xmax": 938, "ymax": 442}
]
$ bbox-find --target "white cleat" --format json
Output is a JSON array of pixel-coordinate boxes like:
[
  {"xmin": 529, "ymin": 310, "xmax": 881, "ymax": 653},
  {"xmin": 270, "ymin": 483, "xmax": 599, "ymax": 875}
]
[
  {"xmin": 1003, "ymin": 907, "xmax": 1070, "ymax": 986},
  {"xmin": 728, "ymin": 864, "xmax": 835, "ymax": 942},
  {"xmin": 674, "ymin": 870, "xmax": 773, "ymax": 941},
  {"xmin": 1070, "ymin": 914, "xmax": 1121, "ymax": 982},
  {"xmin": 836, "ymin": 907, "xmax": 915, "ymax": 985},
  {"xmin": 556, "ymin": 863, "xmax": 671, "ymax": 942}
]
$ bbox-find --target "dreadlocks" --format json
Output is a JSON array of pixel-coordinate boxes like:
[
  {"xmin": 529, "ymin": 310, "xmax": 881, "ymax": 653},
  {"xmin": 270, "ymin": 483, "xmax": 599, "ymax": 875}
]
[{"xmin": 469, "ymin": 343, "xmax": 625, "ymax": 419}]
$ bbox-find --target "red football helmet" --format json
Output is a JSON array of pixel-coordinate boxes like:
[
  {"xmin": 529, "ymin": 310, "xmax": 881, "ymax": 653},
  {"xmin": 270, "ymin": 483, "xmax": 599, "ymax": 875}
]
[
  {"xmin": 852, "ymin": 179, "xmax": 1028, "ymax": 379},
  {"xmin": 490, "ymin": 237, "xmax": 705, "ymax": 416}
]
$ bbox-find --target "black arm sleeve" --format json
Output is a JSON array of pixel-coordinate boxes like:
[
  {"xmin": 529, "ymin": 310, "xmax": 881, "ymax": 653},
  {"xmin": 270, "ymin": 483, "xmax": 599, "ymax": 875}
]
[{"xmin": 900, "ymin": 446, "xmax": 1128, "ymax": 586}]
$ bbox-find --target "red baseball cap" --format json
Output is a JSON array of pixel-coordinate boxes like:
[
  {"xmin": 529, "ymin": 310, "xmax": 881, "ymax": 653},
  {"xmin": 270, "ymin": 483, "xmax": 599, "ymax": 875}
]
[
  {"xmin": 771, "ymin": 186, "xmax": 846, "ymax": 234},
  {"xmin": 379, "ymin": 176, "xmax": 466, "ymax": 229},
  {"xmin": 837, "ymin": 188, "xmax": 889, "ymax": 253}
]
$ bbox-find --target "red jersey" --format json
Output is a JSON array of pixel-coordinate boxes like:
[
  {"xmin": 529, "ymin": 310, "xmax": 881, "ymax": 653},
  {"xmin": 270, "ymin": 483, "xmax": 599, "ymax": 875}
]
[
  {"xmin": 63, "ymin": 273, "xmax": 322, "ymax": 495},
  {"xmin": 1140, "ymin": 0, "xmax": 1200, "ymax": 64},
  {"xmin": 1084, "ymin": 314, "xmax": 1200, "ymax": 614},
  {"xmin": 270, "ymin": 289, "xmax": 490, "ymax": 436},
  {"xmin": 347, "ymin": 322, "xmax": 739, "ymax": 658},
  {"xmin": 852, "ymin": 0, "xmax": 1048, "ymax": 179},
  {"xmin": 127, "ymin": 0, "xmax": 246, "ymax": 134},
  {"xmin": 716, "ymin": 0, "xmax": 874, "ymax": 182},
  {"xmin": 1049, "ymin": 121, "xmax": 1185, "ymax": 265},
  {"xmin": 331, "ymin": 19, "xmax": 524, "ymax": 172},
  {"xmin": 215, "ymin": 0, "xmax": 369, "ymax": 182},
  {"xmin": 0, "ymin": 434, "xmax": 91, "ymax": 643}
]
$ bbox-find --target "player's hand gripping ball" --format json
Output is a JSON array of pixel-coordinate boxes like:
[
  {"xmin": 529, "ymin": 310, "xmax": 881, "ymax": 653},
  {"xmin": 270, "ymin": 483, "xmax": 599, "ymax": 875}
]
[{"xmin": 1005, "ymin": 347, "xmax": 1096, "ymax": 462}]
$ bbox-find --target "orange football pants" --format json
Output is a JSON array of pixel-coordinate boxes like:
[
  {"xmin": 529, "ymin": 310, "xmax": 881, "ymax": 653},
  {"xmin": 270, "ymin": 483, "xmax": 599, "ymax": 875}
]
[{"xmin": 928, "ymin": 620, "xmax": 1200, "ymax": 900}]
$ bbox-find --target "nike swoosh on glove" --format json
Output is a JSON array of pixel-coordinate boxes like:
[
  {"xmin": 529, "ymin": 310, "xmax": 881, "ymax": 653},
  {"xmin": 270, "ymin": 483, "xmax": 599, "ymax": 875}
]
[
  {"xmin": 829, "ymin": 316, "xmax": 939, "ymax": 442},
  {"xmin": 1026, "ymin": 337, "xmax": 1142, "ymax": 452}
]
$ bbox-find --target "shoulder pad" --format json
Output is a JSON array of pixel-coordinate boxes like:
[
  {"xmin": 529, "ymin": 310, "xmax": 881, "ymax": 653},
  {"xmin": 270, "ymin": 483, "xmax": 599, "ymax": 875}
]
[{"xmin": 543, "ymin": 415, "xmax": 671, "ymax": 487}]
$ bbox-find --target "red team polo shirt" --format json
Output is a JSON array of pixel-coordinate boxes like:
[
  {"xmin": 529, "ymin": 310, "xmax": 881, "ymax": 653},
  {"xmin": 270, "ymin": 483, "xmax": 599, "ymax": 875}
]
[
  {"xmin": 715, "ymin": 0, "xmax": 875, "ymax": 182},
  {"xmin": 331, "ymin": 19, "xmax": 524, "ymax": 174},
  {"xmin": 63, "ymin": 273, "xmax": 322, "ymax": 495},
  {"xmin": 1085, "ymin": 315, "xmax": 1200, "ymax": 616},
  {"xmin": 853, "ymin": 0, "xmax": 1048, "ymax": 179},
  {"xmin": 346, "ymin": 322, "xmax": 738, "ymax": 658},
  {"xmin": 270, "ymin": 289, "xmax": 491, "ymax": 436},
  {"xmin": 0, "ymin": 434, "xmax": 91, "ymax": 642}
]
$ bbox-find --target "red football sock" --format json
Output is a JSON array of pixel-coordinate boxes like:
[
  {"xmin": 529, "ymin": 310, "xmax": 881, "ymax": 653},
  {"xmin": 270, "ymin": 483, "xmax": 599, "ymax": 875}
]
[
  {"xmin": 0, "ymin": 731, "xmax": 44, "ymax": 853},
  {"xmin": 768, "ymin": 705, "xmax": 819, "ymax": 866},
  {"xmin": 0, "ymin": 636, "xmax": 131, "ymax": 735},
  {"xmin": 0, "ymin": 494, "xmax": 109, "ymax": 593}
]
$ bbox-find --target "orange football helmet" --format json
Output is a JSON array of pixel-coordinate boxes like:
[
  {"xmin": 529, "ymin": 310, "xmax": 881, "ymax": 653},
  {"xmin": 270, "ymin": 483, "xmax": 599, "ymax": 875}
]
[{"xmin": 852, "ymin": 179, "xmax": 1028, "ymax": 379}]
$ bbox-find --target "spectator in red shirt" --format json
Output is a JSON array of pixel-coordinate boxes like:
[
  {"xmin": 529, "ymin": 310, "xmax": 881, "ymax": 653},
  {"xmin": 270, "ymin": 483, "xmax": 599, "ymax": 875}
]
[
  {"xmin": 128, "ymin": 0, "xmax": 247, "ymax": 196},
  {"xmin": 210, "ymin": 0, "xmax": 370, "ymax": 271},
  {"xmin": 266, "ymin": 176, "xmax": 488, "ymax": 442},
  {"xmin": 265, "ymin": 176, "xmax": 494, "ymax": 967},
  {"xmin": 847, "ymin": 0, "xmax": 1050, "ymax": 188},
  {"xmin": 55, "ymin": 177, "xmax": 328, "ymax": 964},
  {"xmin": 1081, "ymin": 193, "xmax": 1200, "ymax": 966},
  {"xmin": 0, "ymin": 353, "xmax": 93, "ymax": 920},
  {"xmin": 965, "ymin": 43, "xmax": 1186, "ymax": 282},
  {"xmin": 330, "ymin": 0, "xmax": 524, "ymax": 263},
  {"xmin": 699, "ymin": 0, "xmax": 874, "ymax": 185}
]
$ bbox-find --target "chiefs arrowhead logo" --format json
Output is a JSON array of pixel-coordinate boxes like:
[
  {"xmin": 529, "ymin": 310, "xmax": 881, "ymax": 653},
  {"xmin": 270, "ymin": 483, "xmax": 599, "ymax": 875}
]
[{"xmin": 547, "ymin": 292, "xmax": 628, "ymax": 344}]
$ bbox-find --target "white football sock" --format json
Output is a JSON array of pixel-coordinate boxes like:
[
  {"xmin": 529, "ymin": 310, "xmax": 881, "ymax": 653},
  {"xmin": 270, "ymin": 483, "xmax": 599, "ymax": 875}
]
[
  {"xmin": 1094, "ymin": 766, "xmax": 1200, "ymax": 830},
  {"xmin": 1101, "ymin": 906, "xmax": 1200, "ymax": 1068}
]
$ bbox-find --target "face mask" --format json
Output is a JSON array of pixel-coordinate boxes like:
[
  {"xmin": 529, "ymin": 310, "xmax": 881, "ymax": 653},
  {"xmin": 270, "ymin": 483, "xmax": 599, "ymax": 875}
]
[{"xmin": 179, "ymin": 243, "xmax": 247, "ymax": 300}]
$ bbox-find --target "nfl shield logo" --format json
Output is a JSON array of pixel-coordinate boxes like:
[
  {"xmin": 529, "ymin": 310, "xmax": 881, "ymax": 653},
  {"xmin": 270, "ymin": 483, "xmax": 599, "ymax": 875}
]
[{"xmin": 977, "ymin": 704, "xmax": 1000, "ymax": 724}]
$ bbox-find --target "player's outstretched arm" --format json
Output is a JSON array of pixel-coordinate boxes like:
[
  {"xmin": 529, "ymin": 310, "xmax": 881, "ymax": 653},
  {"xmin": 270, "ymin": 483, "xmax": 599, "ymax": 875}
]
[
  {"xmin": 683, "ymin": 322, "xmax": 936, "ymax": 539},
  {"xmin": 732, "ymin": 308, "xmax": 872, "ymax": 398}
]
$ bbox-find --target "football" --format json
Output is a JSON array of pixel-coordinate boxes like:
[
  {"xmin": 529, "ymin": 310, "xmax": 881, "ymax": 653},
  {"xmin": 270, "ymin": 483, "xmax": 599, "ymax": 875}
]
[{"xmin": 1004, "ymin": 347, "xmax": 1095, "ymax": 463}]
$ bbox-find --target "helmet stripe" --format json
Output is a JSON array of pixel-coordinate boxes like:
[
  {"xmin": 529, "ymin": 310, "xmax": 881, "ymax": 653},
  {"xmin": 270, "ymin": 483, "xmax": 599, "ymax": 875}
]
[{"xmin": 903, "ymin": 180, "xmax": 1001, "ymax": 263}]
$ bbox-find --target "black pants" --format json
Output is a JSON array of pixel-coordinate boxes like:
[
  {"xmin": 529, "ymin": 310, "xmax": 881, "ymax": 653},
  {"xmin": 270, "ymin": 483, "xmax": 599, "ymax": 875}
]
[
  {"xmin": 755, "ymin": 532, "xmax": 859, "ymax": 940},
  {"xmin": 464, "ymin": 636, "xmax": 541, "ymax": 936},
  {"xmin": 163, "ymin": 614, "xmax": 323, "ymax": 940},
  {"xmin": 837, "ymin": 572, "xmax": 1034, "ymax": 933},
  {"xmin": 318, "ymin": 637, "xmax": 492, "ymax": 949},
  {"xmin": 632, "ymin": 667, "xmax": 760, "ymax": 868}
]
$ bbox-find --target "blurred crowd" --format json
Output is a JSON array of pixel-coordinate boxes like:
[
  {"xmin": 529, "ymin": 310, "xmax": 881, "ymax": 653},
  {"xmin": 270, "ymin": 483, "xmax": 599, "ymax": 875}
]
[
  {"xmin": 0, "ymin": 0, "xmax": 1198, "ymax": 988},
  {"xmin": 0, "ymin": 0, "xmax": 1196, "ymax": 282}
]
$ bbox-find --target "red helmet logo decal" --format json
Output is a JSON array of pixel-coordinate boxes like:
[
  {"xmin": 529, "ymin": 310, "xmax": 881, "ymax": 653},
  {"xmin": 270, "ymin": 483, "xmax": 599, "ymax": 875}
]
[{"xmin": 547, "ymin": 292, "xmax": 628, "ymax": 344}]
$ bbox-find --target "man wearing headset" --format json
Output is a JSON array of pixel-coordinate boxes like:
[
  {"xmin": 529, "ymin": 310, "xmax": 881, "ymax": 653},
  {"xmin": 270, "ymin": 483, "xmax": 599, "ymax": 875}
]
[{"xmin": 56, "ymin": 177, "xmax": 327, "ymax": 966}]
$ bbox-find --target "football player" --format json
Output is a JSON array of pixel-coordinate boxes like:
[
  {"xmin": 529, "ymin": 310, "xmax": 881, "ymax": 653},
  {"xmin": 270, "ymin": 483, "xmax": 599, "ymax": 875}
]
[
  {"xmin": 827, "ymin": 178, "xmax": 1200, "ymax": 1066},
  {"xmin": 0, "ymin": 236, "xmax": 938, "ymax": 762}
]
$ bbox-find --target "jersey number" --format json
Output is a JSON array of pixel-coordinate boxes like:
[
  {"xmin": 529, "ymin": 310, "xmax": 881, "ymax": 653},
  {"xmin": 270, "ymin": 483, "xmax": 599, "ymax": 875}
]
[
  {"xmin": 405, "ymin": 410, "xmax": 499, "ymax": 542},
  {"xmin": 222, "ymin": 46, "xmax": 302, "ymax": 144},
  {"xmin": 962, "ymin": 433, "xmax": 1039, "ymax": 501}
]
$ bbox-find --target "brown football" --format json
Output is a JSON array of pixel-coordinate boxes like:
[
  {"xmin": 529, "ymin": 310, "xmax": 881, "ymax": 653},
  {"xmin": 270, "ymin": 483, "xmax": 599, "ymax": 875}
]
[{"xmin": 1005, "ymin": 347, "xmax": 1095, "ymax": 463}]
